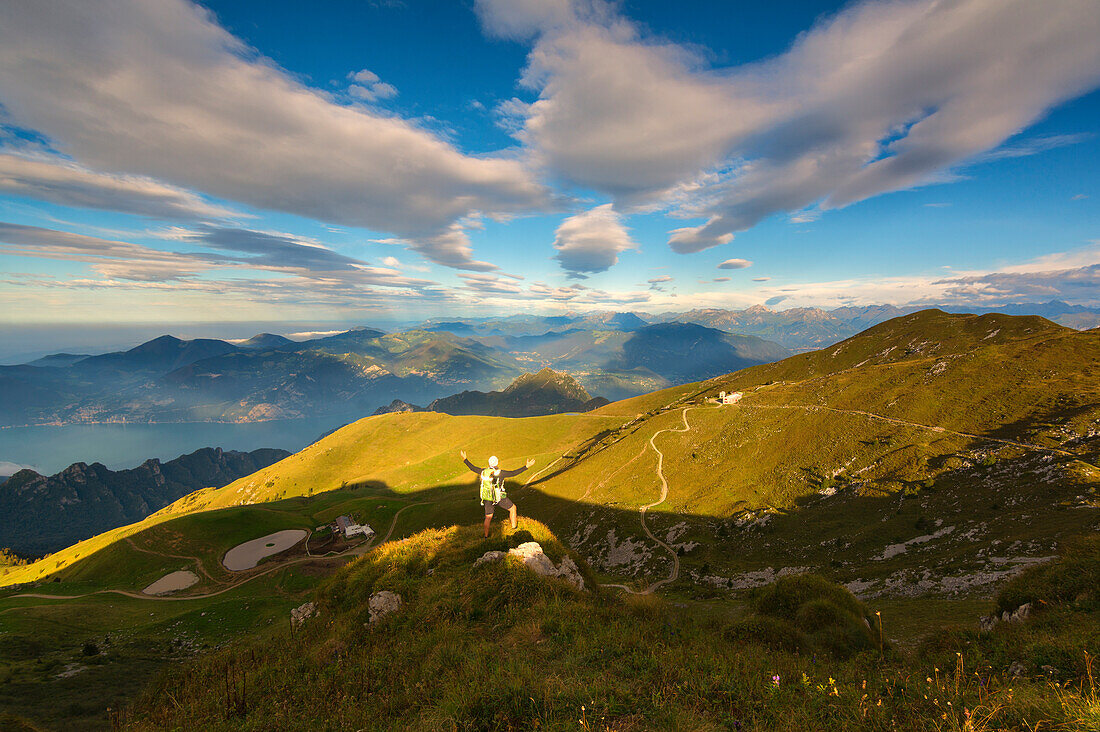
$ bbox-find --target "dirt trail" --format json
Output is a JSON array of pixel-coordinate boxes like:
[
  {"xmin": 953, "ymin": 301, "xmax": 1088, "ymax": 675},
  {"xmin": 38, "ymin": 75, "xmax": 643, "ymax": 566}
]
[
  {"xmin": 603, "ymin": 405, "xmax": 714, "ymax": 595},
  {"xmin": 740, "ymin": 403, "xmax": 1099, "ymax": 469}
]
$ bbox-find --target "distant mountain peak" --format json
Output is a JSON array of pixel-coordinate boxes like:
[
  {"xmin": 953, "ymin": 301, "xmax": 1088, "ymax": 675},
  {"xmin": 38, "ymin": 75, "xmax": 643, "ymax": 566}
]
[{"xmin": 429, "ymin": 368, "xmax": 606, "ymax": 417}]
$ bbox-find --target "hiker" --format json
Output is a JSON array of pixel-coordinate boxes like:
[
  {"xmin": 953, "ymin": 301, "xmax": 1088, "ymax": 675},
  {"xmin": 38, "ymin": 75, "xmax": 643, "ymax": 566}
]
[{"xmin": 460, "ymin": 451, "xmax": 535, "ymax": 537}]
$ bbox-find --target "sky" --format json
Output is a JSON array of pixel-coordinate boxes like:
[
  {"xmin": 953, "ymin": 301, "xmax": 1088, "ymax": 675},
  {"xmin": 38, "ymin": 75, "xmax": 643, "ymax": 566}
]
[{"xmin": 0, "ymin": 0, "xmax": 1098, "ymax": 330}]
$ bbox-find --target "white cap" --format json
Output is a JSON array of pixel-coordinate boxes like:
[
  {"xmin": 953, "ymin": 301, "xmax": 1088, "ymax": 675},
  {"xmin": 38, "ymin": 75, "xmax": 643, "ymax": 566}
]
[{"xmin": 488, "ymin": 455, "xmax": 499, "ymax": 468}]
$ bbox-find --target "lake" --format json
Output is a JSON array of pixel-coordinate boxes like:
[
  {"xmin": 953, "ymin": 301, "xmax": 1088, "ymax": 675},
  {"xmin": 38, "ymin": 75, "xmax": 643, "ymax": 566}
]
[{"xmin": 0, "ymin": 417, "xmax": 347, "ymax": 476}]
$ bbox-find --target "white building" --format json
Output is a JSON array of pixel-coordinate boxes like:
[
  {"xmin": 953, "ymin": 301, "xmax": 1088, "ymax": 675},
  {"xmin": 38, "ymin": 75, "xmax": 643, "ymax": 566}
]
[
  {"xmin": 719, "ymin": 391, "xmax": 743, "ymax": 405},
  {"xmin": 345, "ymin": 523, "xmax": 375, "ymax": 539}
]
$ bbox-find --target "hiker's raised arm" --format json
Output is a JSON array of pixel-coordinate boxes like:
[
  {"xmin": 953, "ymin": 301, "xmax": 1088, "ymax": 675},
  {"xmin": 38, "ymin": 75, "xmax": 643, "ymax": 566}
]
[
  {"xmin": 498, "ymin": 464, "xmax": 528, "ymax": 478},
  {"xmin": 462, "ymin": 456, "xmax": 481, "ymax": 473}
]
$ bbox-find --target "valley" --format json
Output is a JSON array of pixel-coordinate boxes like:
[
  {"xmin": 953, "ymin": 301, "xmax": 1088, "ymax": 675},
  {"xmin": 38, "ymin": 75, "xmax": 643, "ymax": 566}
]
[{"xmin": 0, "ymin": 310, "xmax": 1097, "ymax": 730}]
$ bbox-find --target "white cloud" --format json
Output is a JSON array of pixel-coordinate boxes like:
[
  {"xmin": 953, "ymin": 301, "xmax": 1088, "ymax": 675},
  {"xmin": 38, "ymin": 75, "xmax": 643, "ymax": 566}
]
[
  {"xmin": 713, "ymin": 276, "xmax": 730, "ymax": 282},
  {"xmin": 0, "ymin": 153, "xmax": 239, "ymax": 220},
  {"xmin": 0, "ymin": 0, "xmax": 552, "ymax": 270},
  {"xmin": 381, "ymin": 256, "xmax": 401, "ymax": 267},
  {"xmin": 551, "ymin": 203, "xmax": 638, "ymax": 277},
  {"xmin": 348, "ymin": 68, "xmax": 399, "ymax": 101},
  {"xmin": 0, "ymin": 221, "xmax": 438, "ymax": 289},
  {"xmin": 478, "ymin": 0, "xmax": 1100, "ymax": 253},
  {"xmin": 385, "ymin": 222, "xmax": 501, "ymax": 272},
  {"xmin": 1071, "ymin": 193, "xmax": 1089, "ymax": 201},
  {"xmin": 717, "ymin": 258, "xmax": 752, "ymax": 270},
  {"xmin": 752, "ymin": 277, "xmax": 770, "ymax": 282}
]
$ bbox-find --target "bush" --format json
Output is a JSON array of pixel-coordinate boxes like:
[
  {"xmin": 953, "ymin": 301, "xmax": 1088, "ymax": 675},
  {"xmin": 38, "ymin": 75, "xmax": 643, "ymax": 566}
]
[
  {"xmin": 751, "ymin": 574, "xmax": 866, "ymax": 623},
  {"xmin": 724, "ymin": 615, "xmax": 806, "ymax": 654},
  {"xmin": 742, "ymin": 574, "xmax": 874, "ymax": 659}
]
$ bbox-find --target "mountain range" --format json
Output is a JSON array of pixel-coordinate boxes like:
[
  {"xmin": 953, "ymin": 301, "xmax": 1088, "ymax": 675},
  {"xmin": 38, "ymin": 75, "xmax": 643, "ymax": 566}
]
[
  {"xmin": 0, "ymin": 322, "xmax": 789, "ymax": 426},
  {"xmin": 1, "ymin": 309, "xmax": 1097, "ymax": 730},
  {"xmin": 0, "ymin": 446, "xmax": 289, "ymax": 557}
]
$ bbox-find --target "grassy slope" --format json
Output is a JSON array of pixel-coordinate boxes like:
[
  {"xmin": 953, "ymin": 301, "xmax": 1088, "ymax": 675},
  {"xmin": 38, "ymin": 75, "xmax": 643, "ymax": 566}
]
[
  {"xmin": 117, "ymin": 521, "xmax": 1099, "ymax": 731},
  {"xmin": 1, "ymin": 310, "xmax": 1098, "ymax": 730},
  {"xmin": 4, "ymin": 310, "xmax": 1098, "ymax": 590},
  {"xmin": 0, "ymin": 412, "xmax": 625, "ymax": 587}
]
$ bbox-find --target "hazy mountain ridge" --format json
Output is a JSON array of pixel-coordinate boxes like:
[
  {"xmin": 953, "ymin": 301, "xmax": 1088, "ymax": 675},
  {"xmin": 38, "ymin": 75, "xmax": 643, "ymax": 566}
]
[
  {"xmin": 0, "ymin": 323, "xmax": 788, "ymax": 426},
  {"xmin": 429, "ymin": 367, "xmax": 609, "ymax": 417},
  {"xmin": 0, "ymin": 446, "xmax": 290, "ymax": 556}
]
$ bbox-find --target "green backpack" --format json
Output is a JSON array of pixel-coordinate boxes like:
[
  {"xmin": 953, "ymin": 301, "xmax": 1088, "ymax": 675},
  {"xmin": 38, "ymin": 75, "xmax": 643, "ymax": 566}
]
[{"xmin": 479, "ymin": 468, "xmax": 503, "ymax": 502}]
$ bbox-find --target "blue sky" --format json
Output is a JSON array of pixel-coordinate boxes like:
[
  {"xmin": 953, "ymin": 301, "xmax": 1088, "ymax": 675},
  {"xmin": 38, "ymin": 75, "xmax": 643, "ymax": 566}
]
[{"xmin": 0, "ymin": 0, "xmax": 1098, "ymax": 327}]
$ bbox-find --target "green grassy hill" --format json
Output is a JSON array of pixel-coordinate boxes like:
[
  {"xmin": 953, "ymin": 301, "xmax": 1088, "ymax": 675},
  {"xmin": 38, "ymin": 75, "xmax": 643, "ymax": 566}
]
[
  {"xmin": 4, "ymin": 310, "xmax": 1097, "ymax": 590},
  {"xmin": 1, "ymin": 309, "xmax": 1098, "ymax": 729},
  {"xmin": 110, "ymin": 524, "xmax": 1100, "ymax": 730}
]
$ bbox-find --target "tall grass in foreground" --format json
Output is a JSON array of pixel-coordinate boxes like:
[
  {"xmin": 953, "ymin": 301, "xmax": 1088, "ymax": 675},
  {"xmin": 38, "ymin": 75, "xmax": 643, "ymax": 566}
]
[{"xmin": 116, "ymin": 521, "xmax": 1098, "ymax": 731}]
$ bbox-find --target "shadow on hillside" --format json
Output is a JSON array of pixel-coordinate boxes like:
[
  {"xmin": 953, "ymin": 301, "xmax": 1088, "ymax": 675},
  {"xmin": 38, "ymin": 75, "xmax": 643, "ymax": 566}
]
[{"xmin": 39, "ymin": 440, "xmax": 1099, "ymax": 599}]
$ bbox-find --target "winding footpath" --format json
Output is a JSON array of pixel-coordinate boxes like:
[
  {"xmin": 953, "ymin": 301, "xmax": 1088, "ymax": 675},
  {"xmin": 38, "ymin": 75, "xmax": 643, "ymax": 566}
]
[{"xmin": 603, "ymin": 405, "xmax": 715, "ymax": 595}]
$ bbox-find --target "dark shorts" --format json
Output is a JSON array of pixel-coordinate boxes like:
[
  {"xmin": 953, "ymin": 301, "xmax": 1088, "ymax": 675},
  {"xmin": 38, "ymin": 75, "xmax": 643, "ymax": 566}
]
[{"xmin": 483, "ymin": 496, "xmax": 515, "ymax": 515}]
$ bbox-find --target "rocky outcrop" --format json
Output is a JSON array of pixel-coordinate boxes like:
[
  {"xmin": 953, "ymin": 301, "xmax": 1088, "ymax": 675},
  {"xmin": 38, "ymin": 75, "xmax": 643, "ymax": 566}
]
[
  {"xmin": 475, "ymin": 541, "xmax": 585, "ymax": 591},
  {"xmin": 291, "ymin": 601, "xmax": 319, "ymax": 628},
  {"xmin": 368, "ymin": 591, "xmax": 404, "ymax": 623},
  {"xmin": 979, "ymin": 602, "xmax": 1032, "ymax": 632}
]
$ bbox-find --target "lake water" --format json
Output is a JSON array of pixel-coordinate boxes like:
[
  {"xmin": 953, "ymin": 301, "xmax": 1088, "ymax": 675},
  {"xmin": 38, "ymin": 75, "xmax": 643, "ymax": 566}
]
[{"xmin": 0, "ymin": 417, "xmax": 347, "ymax": 476}]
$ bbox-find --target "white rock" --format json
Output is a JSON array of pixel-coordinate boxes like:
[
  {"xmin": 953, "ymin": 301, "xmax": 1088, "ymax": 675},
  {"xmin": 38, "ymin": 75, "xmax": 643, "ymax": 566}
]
[
  {"xmin": 290, "ymin": 601, "xmax": 319, "ymax": 628},
  {"xmin": 553, "ymin": 555, "xmax": 585, "ymax": 591},
  {"xmin": 475, "ymin": 542, "xmax": 585, "ymax": 590},
  {"xmin": 368, "ymin": 590, "xmax": 403, "ymax": 623}
]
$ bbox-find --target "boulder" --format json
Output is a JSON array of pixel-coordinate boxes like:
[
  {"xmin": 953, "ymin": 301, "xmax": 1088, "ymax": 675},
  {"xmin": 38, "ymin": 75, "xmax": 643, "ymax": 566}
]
[
  {"xmin": 368, "ymin": 590, "xmax": 403, "ymax": 623},
  {"xmin": 509, "ymin": 541, "xmax": 558, "ymax": 576},
  {"xmin": 1007, "ymin": 660, "xmax": 1027, "ymax": 678},
  {"xmin": 290, "ymin": 601, "xmax": 319, "ymax": 628},
  {"xmin": 474, "ymin": 541, "xmax": 585, "ymax": 591},
  {"xmin": 979, "ymin": 602, "xmax": 1031, "ymax": 632},
  {"xmin": 473, "ymin": 550, "xmax": 506, "ymax": 567}
]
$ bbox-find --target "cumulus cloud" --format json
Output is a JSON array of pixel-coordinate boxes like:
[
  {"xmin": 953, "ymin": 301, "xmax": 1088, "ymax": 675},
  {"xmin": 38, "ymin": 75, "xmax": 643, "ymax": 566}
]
[
  {"xmin": 0, "ymin": 154, "xmax": 239, "ymax": 220},
  {"xmin": 348, "ymin": 69, "xmax": 399, "ymax": 101},
  {"xmin": 383, "ymin": 222, "xmax": 501, "ymax": 272},
  {"xmin": 478, "ymin": 0, "xmax": 1100, "ymax": 253},
  {"xmin": 551, "ymin": 203, "xmax": 637, "ymax": 277},
  {"xmin": 717, "ymin": 258, "xmax": 752, "ymax": 270},
  {"xmin": 0, "ymin": 0, "xmax": 552, "ymax": 269}
]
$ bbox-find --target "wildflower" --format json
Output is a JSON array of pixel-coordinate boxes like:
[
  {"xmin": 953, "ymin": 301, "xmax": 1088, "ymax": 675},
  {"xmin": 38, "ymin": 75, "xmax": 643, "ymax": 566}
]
[{"xmin": 772, "ymin": 675, "xmax": 780, "ymax": 686}]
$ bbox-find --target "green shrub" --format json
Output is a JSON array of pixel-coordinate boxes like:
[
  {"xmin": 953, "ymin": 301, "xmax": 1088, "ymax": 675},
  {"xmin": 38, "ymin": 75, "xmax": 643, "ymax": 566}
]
[
  {"xmin": 751, "ymin": 574, "xmax": 866, "ymax": 623},
  {"xmin": 743, "ymin": 575, "xmax": 874, "ymax": 659},
  {"xmin": 724, "ymin": 615, "xmax": 806, "ymax": 654}
]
